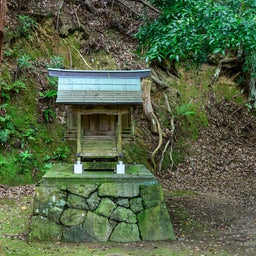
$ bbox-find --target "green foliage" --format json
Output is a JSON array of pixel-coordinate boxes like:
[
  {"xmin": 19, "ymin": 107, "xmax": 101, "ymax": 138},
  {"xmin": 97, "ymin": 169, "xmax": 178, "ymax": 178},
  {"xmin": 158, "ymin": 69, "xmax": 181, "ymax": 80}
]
[
  {"xmin": 17, "ymin": 150, "xmax": 33, "ymax": 162},
  {"xmin": 18, "ymin": 15, "xmax": 38, "ymax": 38},
  {"xmin": 136, "ymin": 0, "xmax": 256, "ymax": 64},
  {"xmin": 23, "ymin": 128, "xmax": 36, "ymax": 141},
  {"xmin": 17, "ymin": 54, "xmax": 34, "ymax": 70},
  {"xmin": 43, "ymin": 107, "xmax": 56, "ymax": 123},
  {"xmin": 47, "ymin": 76, "xmax": 58, "ymax": 87},
  {"xmin": 44, "ymin": 147, "xmax": 70, "ymax": 162},
  {"xmin": 123, "ymin": 141, "xmax": 149, "ymax": 167},
  {"xmin": 46, "ymin": 55, "xmax": 65, "ymax": 69},
  {"xmin": 39, "ymin": 90, "xmax": 57, "ymax": 99},
  {"xmin": 1, "ymin": 79, "xmax": 27, "ymax": 100},
  {"xmin": 175, "ymin": 103, "xmax": 196, "ymax": 117},
  {"xmin": 0, "ymin": 107, "xmax": 14, "ymax": 144},
  {"xmin": 52, "ymin": 147, "xmax": 70, "ymax": 161},
  {"xmin": 15, "ymin": 150, "xmax": 34, "ymax": 174}
]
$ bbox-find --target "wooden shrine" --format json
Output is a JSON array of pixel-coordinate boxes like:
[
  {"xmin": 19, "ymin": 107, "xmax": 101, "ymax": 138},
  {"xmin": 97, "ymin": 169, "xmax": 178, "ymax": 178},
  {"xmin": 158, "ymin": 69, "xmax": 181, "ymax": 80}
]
[{"xmin": 48, "ymin": 68, "xmax": 151, "ymax": 173}]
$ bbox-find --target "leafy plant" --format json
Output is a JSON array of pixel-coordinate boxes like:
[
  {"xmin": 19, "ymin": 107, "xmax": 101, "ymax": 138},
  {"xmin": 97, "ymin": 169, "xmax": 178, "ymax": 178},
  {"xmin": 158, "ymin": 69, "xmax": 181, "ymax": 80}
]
[
  {"xmin": 15, "ymin": 150, "xmax": 34, "ymax": 174},
  {"xmin": 46, "ymin": 55, "xmax": 65, "ymax": 69},
  {"xmin": 43, "ymin": 107, "xmax": 56, "ymax": 123},
  {"xmin": 44, "ymin": 147, "xmax": 70, "ymax": 162},
  {"xmin": 52, "ymin": 147, "xmax": 70, "ymax": 161},
  {"xmin": 5, "ymin": 80, "xmax": 27, "ymax": 93},
  {"xmin": 176, "ymin": 103, "xmax": 196, "ymax": 117},
  {"xmin": 18, "ymin": 15, "xmax": 38, "ymax": 38},
  {"xmin": 17, "ymin": 150, "xmax": 33, "ymax": 161},
  {"xmin": 39, "ymin": 89, "xmax": 57, "ymax": 99},
  {"xmin": 17, "ymin": 54, "xmax": 33, "ymax": 70},
  {"xmin": 23, "ymin": 128, "xmax": 36, "ymax": 141},
  {"xmin": 136, "ymin": 0, "xmax": 256, "ymax": 104},
  {"xmin": 47, "ymin": 76, "xmax": 58, "ymax": 87},
  {"xmin": 0, "ymin": 109, "xmax": 14, "ymax": 144}
]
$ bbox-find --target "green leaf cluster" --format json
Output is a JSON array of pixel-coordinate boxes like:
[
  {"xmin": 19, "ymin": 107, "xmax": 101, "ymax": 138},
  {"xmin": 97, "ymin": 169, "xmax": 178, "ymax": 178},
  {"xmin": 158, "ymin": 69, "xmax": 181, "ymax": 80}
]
[
  {"xmin": 18, "ymin": 15, "xmax": 39, "ymax": 38},
  {"xmin": 136, "ymin": 0, "xmax": 256, "ymax": 64},
  {"xmin": 0, "ymin": 105, "xmax": 14, "ymax": 144}
]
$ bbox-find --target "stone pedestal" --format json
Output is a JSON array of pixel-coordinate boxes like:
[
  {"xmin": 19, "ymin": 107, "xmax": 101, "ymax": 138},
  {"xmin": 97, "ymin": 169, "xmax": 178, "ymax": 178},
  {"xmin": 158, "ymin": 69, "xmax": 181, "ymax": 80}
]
[{"xmin": 28, "ymin": 164, "xmax": 175, "ymax": 242}]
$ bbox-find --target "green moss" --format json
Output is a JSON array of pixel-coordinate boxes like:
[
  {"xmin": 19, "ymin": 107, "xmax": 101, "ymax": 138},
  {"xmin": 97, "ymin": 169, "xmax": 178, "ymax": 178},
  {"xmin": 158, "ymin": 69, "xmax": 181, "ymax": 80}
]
[{"xmin": 123, "ymin": 141, "xmax": 149, "ymax": 168}]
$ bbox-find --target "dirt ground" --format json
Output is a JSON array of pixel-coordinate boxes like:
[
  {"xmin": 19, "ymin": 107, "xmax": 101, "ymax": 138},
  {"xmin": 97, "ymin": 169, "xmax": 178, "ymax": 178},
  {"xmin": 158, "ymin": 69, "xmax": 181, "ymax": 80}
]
[{"xmin": 161, "ymin": 93, "xmax": 256, "ymax": 256}]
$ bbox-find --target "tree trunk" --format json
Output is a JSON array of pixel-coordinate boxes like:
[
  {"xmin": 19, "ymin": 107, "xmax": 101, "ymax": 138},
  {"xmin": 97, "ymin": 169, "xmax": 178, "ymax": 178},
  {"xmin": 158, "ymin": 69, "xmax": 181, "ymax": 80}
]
[
  {"xmin": 141, "ymin": 79, "xmax": 158, "ymax": 134},
  {"xmin": 248, "ymin": 53, "xmax": 256, "ymax": 107},
  {"xmin": 0, "ymin": 0, "xmax": 7, "ymax": 106}
]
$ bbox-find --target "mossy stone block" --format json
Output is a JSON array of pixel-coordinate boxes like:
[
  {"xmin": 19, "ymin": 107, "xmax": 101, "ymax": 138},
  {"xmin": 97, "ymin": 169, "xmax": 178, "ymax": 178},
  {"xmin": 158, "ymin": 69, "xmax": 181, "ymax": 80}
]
[
  {"xmin": 83, "ymin": 211, "xmax": 114, "ymax": 242},
  {"xmin": 33, "ymin": 187, "xmax": 66, "ymax": 221},
  {"xmin": 95, "ymin": 198, "xmax": 116, "ymax": 218},
  {"xmin": 140, "ymin": 183, "xmax": 164, "ymax": 209},
  {"xmin": 67, "ymin": 193, "xmax": 88, "ymax": 210},
  {"xmin": 110, "ymin": 206, "xmax": 137, "ymax": 224},
  {"xmin": 137, "ymin": 203, "xmax": 175, "ymax": 241},
  {"xmin": 98, "ymin": 183, "xmax": 140, "ymax": 198},
  {"xmin": 67, "ymin": 184, "xmax": 98, "ymax": 198},
  {"xmin": 62, "ymin": 225, "xmax": 94, "ymax": 243},
  {"xmin": 130, "ymin": 197, "xmax": 144, "ymax": 213},
  {"xmin": 86, "ymin": 191, "xmax": 101, "ymax": 211},
  {"xmin": 116, "ymin": 198, "xmax": 129, "ymax": 207},
  {"xmin": 60, "ymin": 208, "xmax": 87, "ymax": 226},
  {"xmin": 28, "ymin": 216, "xmax": 62, "ymax": 242},
  {"xmin": 110, "ymin": 223, "xmax": 140, "ymax": 242}
]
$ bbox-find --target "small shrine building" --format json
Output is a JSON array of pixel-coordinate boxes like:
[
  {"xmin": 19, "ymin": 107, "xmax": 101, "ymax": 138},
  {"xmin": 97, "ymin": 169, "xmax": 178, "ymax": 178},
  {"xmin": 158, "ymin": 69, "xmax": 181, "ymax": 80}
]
[{"xmin": 48, "ymin": 68, "xmax": 151, "ymax": 172}]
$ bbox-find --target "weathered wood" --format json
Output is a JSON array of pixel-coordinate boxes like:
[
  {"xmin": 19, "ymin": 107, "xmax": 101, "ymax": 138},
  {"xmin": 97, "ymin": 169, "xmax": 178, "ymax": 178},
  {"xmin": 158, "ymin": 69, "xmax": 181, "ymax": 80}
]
[
  {"xmin": 76, "ymin": 110, "xmax": 81, "ymax": 161},
  {"xmin": 81, "ymin": 137, "xmax": 117, "ymax": 157},
  {"xmin": 142, "ymin": 79, "xmax": 158, "ymax": 134},
  {"xmin": 117, "ymin": 113, "xmax": 122, "ymax": 154},
  {"xmin": 151, "ymin": 75, "xmax": 169, "ymax": 89}
]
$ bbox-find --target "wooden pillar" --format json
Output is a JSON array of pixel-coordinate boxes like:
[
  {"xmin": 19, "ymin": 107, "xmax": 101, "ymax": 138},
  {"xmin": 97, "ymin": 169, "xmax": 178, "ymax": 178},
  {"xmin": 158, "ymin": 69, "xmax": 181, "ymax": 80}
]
[
  {"xmin": 117, "ymin": 113, "xmax": 122, "ymax": 155},
  {"xmin": 76, "ymin": 110, "xmax": 81, "ymax": 162}
]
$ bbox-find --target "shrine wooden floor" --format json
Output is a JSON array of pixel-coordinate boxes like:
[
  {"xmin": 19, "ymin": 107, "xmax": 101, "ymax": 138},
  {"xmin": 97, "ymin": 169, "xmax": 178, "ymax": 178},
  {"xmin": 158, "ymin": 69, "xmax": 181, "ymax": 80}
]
[{"xmin": 80, "ymin": 137, "xmax": 118, "ymax": 158}]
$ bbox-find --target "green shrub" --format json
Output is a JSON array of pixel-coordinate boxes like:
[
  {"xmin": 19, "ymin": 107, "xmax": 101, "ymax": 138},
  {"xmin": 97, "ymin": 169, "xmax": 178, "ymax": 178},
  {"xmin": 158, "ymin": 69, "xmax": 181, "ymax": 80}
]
[
  {"xmin": 46, "ymin": 55, "xmax": 65, "ymax": 69},
  {"xmin": 18, "ymin": 15, "xmax": 38, "ymax": 38},
  {"xmin": 39, "ymin": 90, "xmax": 57, "ymax": 99},
  {"xmin": 17, "ymin": 54, "xmax": 33, "ymax": 70},
  {"xmin": 0, "ymin": 108, "xmax": 14, "ymax": 144}
]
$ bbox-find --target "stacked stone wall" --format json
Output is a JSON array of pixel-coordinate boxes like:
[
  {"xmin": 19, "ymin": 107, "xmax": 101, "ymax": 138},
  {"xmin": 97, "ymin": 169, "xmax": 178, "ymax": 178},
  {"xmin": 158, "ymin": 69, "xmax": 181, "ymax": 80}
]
[{"xmin": 29, "ymin": 182, "xmax": 175, "ymax": 242}]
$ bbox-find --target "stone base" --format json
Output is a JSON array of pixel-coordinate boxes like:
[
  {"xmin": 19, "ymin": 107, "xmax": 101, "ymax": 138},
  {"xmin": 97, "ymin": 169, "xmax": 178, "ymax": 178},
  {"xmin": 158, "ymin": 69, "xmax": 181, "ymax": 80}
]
[{"xmin": 28, "ymin": 164, "xmax": 175, "ymax": 242}]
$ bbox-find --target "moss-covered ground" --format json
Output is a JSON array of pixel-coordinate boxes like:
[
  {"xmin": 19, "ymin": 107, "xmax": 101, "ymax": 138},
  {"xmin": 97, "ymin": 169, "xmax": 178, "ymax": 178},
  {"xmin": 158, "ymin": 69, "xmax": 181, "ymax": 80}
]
[{"xmin": 0, "ymin": 193, "xmax": 232, "ymax": 256}]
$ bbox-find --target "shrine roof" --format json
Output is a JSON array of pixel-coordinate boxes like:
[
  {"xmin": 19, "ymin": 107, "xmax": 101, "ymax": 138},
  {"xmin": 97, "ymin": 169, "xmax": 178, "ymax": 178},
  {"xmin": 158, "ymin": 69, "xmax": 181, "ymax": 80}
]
[{"xmin": 49, "ymin": 68, "xmax": 151, "ymax": 105}]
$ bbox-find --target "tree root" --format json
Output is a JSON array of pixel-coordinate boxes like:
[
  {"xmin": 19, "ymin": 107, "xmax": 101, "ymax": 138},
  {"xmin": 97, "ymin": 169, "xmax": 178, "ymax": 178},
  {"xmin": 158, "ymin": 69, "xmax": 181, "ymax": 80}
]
[
  {"xmin": 150, "ymin": 110, "xmax": 163, "ymax": 172},
  {"xmin": 142, "ymin": 79, "xmax": 158, "ymax": 134},
  {"xmin": 158, "ymin": 93, "xmax": 175, "ymax": 172}
]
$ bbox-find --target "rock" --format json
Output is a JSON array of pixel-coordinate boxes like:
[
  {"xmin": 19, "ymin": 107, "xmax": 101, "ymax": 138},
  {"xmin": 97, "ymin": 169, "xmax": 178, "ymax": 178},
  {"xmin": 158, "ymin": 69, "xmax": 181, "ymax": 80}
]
[
  {"xmin": 62, "ymin": 225, "xmax": 94, "ymax": 243},
  {"xmin": 83, "ymin": 211, "xmax": 114, "ymax": 242},
  {"xmin": 86, "ymin": 191, "xmax": 101, "ymax": 211},
  {"xmin": 137, "ymin": 204, "xmax": 175, "ymax": 241},
  {"xmin": 95, "ymin": 198, "xmax": 116, "ymax": 218},
  {"xmin": 33, "ymin": 187, "xmax": 67, "ymax": 222},
  {"xmin": 140, "ymin": 183, "xmax": 164, "ymax": 209},
  {"xmin": 98, "ymin": 183, "xmax": 140, "ymax": 198},
  {"xmin": 60, "ymin": 208, "xmax": 87, "ymax": 226},
  {"xmin": 110, "ymin": 222, "xmax": 140, "ymax": 242},
  {"xmin": 116, "ymin": 198, "xmax": 130, "ymax": 207},
  {"xmin": 110, "ymin": 206, "xmax": 137, "ymax": 224},
  {"xmin": 67, "ymin": 193, "xmax": 88, "ymax": 210},
  {"xmin": 67, "ymin": 184, "xmax": 98, "ymax": 198},
  {"xmin": 130, "ymin": 197, "xmax": 144, "ymax": 213},
  {"xmin": 28, "ymin": 216, "xmax": 62, "ymax": 242}
]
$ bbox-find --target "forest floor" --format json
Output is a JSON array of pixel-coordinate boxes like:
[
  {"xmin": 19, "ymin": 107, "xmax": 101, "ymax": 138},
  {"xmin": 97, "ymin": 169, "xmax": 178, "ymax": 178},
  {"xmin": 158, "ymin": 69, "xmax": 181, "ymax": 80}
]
[{"xmin": 161, "ymin": 92, "xmax": 256, "ymax": 256}]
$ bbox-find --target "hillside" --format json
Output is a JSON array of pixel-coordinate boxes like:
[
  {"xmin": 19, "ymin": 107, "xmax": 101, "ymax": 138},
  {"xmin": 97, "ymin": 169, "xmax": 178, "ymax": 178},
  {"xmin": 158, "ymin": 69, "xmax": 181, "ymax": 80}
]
[{"xmin": 1, "ymin": 0, "xmax": 255, "ymax": 184}]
